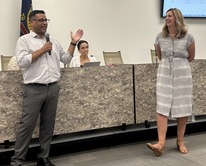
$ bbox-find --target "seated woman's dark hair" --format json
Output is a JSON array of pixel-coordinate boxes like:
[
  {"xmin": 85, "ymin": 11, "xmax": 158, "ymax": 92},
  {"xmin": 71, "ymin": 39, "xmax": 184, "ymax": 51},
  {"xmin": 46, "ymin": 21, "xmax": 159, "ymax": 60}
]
[{"xmin": 77, "ymin": 40, "xmax": 88, "ymax": 50}]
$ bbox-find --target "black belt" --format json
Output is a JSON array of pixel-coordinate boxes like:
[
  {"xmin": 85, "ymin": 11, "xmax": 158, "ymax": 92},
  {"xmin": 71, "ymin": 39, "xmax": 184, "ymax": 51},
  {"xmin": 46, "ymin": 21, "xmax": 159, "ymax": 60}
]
[{"xmin": 26, "ymin": 82, "xmax": 57, "ymax": 86}]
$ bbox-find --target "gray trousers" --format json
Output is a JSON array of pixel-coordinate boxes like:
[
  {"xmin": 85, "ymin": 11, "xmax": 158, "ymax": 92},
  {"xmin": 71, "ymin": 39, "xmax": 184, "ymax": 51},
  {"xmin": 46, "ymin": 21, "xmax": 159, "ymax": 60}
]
[{"xmin": 11, "ymin": 83, "xmax": 60, "ymax": 166}]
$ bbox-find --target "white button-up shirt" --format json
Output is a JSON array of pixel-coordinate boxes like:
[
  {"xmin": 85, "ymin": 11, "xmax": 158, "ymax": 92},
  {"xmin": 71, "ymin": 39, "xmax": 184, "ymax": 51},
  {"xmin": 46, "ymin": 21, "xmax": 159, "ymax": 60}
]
[{"xmin": 16, "ymin": 31, "xmax": 72, "ymax": 84}]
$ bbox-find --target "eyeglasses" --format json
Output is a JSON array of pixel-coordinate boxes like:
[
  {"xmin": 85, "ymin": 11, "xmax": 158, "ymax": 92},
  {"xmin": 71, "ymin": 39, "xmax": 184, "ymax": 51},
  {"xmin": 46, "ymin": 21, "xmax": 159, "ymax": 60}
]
[{"xmin": 32, "ymin": 18, "xmax": 50, "ymax": 23}]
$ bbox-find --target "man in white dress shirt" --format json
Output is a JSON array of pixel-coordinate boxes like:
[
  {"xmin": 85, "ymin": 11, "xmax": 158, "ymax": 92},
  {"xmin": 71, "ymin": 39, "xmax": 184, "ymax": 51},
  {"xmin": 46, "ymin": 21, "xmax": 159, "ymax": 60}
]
[{"xmin": 10, "ymin": 10, "xmax": 83, "ymax": 166}]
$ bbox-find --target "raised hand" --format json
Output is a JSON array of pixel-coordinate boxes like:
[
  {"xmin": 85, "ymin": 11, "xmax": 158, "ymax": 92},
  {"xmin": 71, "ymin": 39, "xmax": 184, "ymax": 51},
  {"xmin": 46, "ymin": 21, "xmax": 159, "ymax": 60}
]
[{"xmin": 70, "ymin": 29, "xmax": 83, "ymax": 43}]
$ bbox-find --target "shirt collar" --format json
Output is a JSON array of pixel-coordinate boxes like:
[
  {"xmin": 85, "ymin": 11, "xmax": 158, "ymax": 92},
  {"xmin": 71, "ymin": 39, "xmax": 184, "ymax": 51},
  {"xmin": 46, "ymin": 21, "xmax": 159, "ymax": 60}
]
[{"xmin": 30, "ymin": 31, "xmax": 45, "ymax": 39}]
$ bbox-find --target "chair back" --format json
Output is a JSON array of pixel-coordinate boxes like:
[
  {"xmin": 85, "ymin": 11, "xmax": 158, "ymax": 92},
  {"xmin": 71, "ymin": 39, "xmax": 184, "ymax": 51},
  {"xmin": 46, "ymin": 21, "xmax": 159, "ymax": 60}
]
[
  {"xmin": 1, "ymin": 55, "xmax": 13, "ymax": 71},
  {"xmin": 150, "ymin": 49, "xmax": 160, "ymax": 64},
  {"xmin": 103, "ymin": 51, "xmax": 123, "ymax": 65}
]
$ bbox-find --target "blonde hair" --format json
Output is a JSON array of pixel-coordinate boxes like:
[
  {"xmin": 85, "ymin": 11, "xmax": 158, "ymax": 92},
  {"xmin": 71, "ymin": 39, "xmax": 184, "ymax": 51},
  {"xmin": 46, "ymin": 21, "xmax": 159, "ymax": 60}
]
[{"xmin": 162, "ymin": 8, "xmax": 187, "ymax": 39}]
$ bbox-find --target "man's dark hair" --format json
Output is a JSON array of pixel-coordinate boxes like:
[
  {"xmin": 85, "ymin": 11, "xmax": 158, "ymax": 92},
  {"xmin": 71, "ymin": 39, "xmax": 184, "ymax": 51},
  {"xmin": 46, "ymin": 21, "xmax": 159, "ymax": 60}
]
[{"xmin": 29, "ymin": 10, "xmax": 45, "ymax": 20}]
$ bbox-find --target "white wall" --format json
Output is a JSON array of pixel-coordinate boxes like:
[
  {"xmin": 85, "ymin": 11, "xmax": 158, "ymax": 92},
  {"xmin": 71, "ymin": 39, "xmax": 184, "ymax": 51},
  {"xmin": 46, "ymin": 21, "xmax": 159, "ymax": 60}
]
[{"xmin": 0, "ymin": 0, "xmax": 206, "ymax": 68}]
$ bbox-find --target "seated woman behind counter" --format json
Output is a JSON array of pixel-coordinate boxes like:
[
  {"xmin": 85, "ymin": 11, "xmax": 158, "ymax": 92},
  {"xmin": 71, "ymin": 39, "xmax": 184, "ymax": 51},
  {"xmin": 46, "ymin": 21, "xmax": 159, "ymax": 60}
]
[{"xmin": 70, "ymin": 40, "xmax": 97, "ymax": 67}]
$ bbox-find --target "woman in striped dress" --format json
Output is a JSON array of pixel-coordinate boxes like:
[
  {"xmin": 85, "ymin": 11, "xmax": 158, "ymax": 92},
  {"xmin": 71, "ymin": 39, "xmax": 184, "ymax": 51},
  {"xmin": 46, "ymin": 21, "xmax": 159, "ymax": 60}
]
[{"xmin": 147, "ymin": 8, "xmax": 195, "ymax": 156}]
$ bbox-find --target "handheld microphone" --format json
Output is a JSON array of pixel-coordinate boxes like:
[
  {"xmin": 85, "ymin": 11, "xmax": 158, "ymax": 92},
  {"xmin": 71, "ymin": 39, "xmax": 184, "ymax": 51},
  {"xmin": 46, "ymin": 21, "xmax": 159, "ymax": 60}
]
[{"xmin": 45, "ymin": 33, "xmax": 51, "ymax": 55}]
